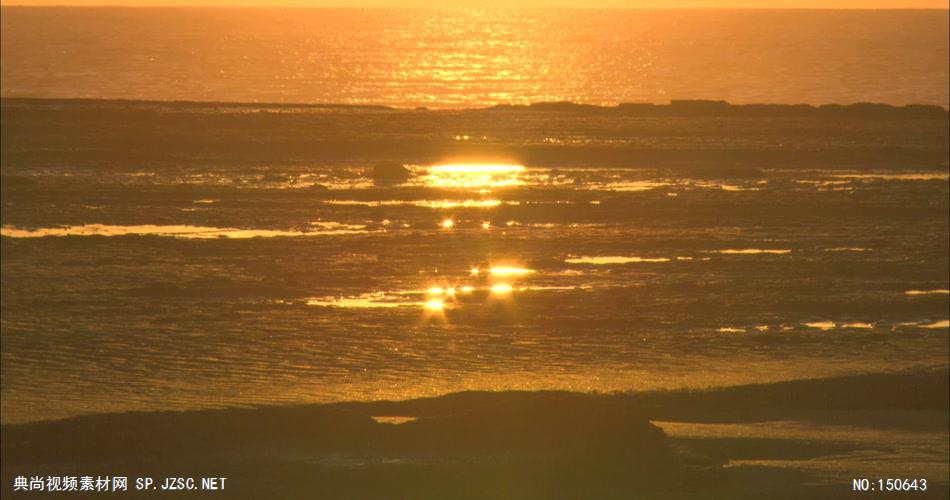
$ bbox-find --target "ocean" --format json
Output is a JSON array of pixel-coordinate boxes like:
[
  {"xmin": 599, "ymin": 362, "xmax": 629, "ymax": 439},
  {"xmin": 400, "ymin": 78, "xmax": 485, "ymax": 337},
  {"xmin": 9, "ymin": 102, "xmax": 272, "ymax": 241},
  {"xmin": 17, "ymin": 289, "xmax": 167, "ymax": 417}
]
[
  {"xmin": 1, "ymin": 8, "xmax": 948, "ymax": 107},
  {"xmin": 1, "ymin": 98, "xmax": 948, "ymax": 424},
  {"xmin": 1, "ymin": 8, "xmax": 948, "ymax": 495}
]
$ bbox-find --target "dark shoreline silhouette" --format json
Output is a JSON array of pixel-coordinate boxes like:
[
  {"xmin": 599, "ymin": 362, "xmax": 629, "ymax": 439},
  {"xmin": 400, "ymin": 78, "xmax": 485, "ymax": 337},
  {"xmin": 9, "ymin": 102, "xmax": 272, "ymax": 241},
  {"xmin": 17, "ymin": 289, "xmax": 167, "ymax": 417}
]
[
  {"xmin": 3, "ymin": 97, "xmax": 947, "ymax": 117},
  {"xmin": 2, "ymin": 371, "xmax": 947, "ymax": 498}
]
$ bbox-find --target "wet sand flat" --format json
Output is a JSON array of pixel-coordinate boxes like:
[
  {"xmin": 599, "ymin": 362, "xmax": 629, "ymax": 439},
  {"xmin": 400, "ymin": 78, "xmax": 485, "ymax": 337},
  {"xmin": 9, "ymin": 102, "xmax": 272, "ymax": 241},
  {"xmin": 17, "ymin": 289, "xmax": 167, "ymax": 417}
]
[{"xmin": 2, "ymin": 372, "xmax": 947, "ymax": 498}]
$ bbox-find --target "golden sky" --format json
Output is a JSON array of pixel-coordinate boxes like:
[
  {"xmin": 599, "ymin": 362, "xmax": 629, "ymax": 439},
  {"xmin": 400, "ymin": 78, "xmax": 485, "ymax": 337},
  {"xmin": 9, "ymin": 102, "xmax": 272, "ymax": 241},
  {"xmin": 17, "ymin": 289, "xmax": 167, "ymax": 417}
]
[{"xmin": 1, "ymin": 0, "xmax": 947, "ymax": 7}]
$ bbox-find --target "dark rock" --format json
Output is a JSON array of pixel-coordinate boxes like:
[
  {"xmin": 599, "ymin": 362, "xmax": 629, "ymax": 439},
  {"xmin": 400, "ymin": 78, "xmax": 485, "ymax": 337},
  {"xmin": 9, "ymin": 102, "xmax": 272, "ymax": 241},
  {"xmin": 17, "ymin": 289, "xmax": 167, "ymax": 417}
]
[{"xmin": 371, "ymin": 162, "xmax": 411, "ymax": 185}]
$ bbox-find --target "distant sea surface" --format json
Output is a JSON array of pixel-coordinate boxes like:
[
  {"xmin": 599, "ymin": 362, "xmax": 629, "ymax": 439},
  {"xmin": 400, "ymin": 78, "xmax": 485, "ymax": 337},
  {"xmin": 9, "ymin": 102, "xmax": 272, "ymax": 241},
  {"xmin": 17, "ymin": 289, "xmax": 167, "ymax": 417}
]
[{"xmin": 1, "ymin": 7, "xmax": 948, "ymax": 108}]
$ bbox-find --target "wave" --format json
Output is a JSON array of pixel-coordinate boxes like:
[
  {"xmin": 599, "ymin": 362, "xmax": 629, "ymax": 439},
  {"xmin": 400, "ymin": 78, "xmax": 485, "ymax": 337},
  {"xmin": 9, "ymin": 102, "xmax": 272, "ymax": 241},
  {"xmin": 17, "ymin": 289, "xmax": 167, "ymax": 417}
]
[{"xmin": 2, "ymin": 98, "xmax": 947, "ymax": 170}]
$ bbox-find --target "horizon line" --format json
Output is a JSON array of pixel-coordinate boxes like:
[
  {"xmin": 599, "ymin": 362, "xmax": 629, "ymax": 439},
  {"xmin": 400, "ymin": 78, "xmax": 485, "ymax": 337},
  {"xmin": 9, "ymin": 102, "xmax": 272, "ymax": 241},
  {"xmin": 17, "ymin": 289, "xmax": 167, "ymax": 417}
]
[
  {"xmin": 3, "ymin": 95, "xmax": 948, "ymax": 112},
  {"xmin": 2, "ymin": 4, "xmax": 948, "ymax": 9}
]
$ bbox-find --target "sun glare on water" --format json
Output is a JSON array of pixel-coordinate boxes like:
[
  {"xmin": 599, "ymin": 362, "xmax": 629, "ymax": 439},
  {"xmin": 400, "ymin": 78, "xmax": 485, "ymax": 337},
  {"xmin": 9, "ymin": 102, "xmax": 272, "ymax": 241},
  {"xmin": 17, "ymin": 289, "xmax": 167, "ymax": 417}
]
[
  {"xmin": 424, "ymin": 163, "xmax": 526, "ymax": 189},
  {"xmin": 489, "ymin": 266, "xmax": 535, "ymax": 276},
  {"xmin": 425, "ymin": 299, "xmax": 446, "ymax": 311}
]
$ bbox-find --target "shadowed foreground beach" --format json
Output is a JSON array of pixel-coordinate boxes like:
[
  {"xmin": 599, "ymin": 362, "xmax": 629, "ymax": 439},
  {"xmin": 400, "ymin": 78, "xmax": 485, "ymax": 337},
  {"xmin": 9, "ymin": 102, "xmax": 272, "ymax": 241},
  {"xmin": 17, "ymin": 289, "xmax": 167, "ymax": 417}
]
[{"xmin": 3, "ymin": 371, "xmax": 947, "ymax": 498}]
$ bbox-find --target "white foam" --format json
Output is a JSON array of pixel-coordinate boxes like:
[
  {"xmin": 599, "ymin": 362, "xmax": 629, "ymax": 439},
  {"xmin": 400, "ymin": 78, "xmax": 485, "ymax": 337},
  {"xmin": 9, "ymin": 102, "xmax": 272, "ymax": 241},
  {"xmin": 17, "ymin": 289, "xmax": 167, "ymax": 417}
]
[
  {"xmin": 565, "ymin": 256, "xmax": 671, "ymax": 264},
  {"xmin": 1, "ymin": 223, "xmax": 371, "ymax": 239},
  {"xmin": 710, "ymin": 249, "xmax": 792, "ymax": 255}
]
